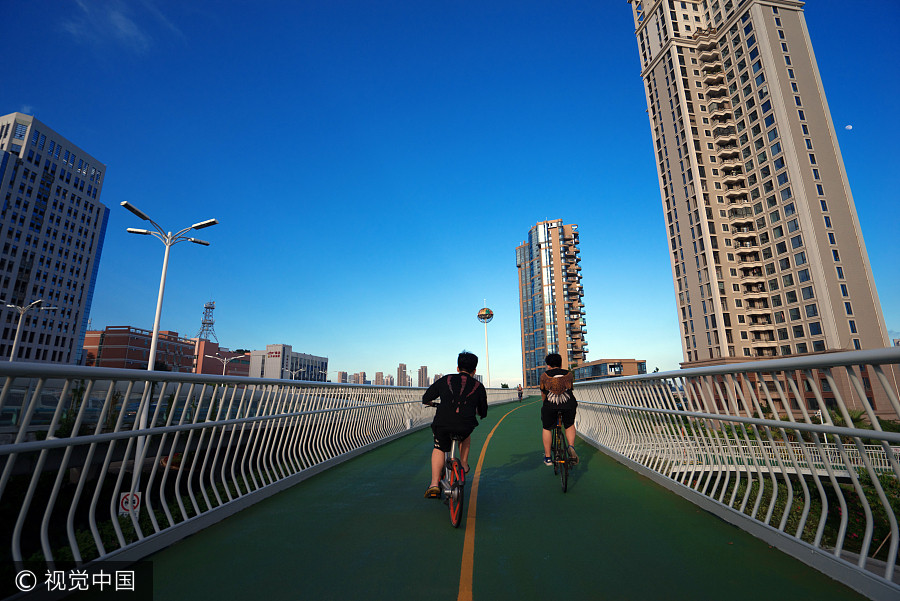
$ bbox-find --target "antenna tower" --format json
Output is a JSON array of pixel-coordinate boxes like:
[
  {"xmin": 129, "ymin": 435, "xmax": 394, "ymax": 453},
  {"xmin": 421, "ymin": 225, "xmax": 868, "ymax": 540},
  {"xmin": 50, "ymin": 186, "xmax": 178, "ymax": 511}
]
[{"xmin": 197, "ymin": 301, "xmax": 218, "ymax": 342}]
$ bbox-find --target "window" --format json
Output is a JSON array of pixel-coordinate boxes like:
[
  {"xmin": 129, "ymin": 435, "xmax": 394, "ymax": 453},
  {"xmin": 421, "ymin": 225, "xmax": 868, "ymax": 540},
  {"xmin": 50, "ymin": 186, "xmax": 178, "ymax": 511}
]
[
  {"xmin": 809, "ymin": 322, "xmax": 822, "ymax": 336},
  {"xmin": 849, "ymin": 320, "xmax": 857, "ymax": 334},
  {"xmin": 805, "ymin": 303, "xmax": 818, "ymax": 318},
  {"xmin": 796, "ymin": 342, "xmax": 808, "ymax": 353},
  {"xmin": 793, "ymin": 325, "xmax": 804, "ymax": 337},
  {"xmin": 840, "ymin": 284, "xmax": 848, "ymax": 297},
  {"xmin": 789, "ymin": 308, "xmax": 801, "ymax": 320},
  {"xmin": 836, "ymin": 266, "xmax": 844, "ymax": 279},
  {"xmin": 787, "ymin": 219, "xmax": 799, "ymax": 233},
  {"xmin": 794, "ymin": 251, "xmax": 807, "ymax": 266},
  {"xmin": 784, "ymin": 203, "xmax": 796, "ymax": 216},
  {"xmin": 832, "ymin": 249, "xmax": 840, "ymax": 261},
  {"xmin": 782, "ymin": 273, "xmax": 794, "ymax": 286},
  {"xmin": 820, "ymin": 199, "xmax": 828, "ymax": 211},
  {"xmin": 844, "ymin": 302, "xmax": 853, "ymax": 315},
  {"xmin": 824, "ymin": 216, "xmax": 832, "ymax": 228},
  {"xmin": 798, "ymin": 268, "xmax": 810, "ymax": 282}
]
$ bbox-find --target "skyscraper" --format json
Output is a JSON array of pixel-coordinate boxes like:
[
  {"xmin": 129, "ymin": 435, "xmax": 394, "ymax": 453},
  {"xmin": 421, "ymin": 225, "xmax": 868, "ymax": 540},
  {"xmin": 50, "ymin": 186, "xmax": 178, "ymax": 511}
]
[
  {"xmin": 516, "ymin": 220, "xmax": 587, "ymax": 387},
  {"xmin": 628, "ymin": 1, "xmax": 889, "ymax": 366},
  {"xmin": 0, "ymin": 113, "xmax": 109, "ymax": 363},
  {"xmin": 417, "ymin": 365, "xmax": 428, "ymax": 387}
]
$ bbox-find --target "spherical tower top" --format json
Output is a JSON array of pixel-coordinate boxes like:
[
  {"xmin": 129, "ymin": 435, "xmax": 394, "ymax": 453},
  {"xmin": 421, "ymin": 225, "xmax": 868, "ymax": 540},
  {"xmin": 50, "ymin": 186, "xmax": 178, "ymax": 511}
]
[{"xmin": 477, "ymin": 308, "xmax": 494, "ymax": 323}]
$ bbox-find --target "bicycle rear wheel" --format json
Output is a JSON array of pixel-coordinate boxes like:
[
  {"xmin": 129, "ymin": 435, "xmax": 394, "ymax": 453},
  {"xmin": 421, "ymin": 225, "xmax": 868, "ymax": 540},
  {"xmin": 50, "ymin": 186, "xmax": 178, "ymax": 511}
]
[
  {"xmin": 448, "ymin": 458, "xmax": 466, "ymax": 528},
  {"xmin": 555, "ymin": 426, "xmax": 568, "ymax": 493}
]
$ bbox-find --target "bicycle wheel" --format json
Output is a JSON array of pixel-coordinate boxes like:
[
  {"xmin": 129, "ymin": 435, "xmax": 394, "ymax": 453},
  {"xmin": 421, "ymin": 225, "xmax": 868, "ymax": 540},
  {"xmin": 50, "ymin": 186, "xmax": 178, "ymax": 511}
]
[
  {"xmin": 448, "ymin": 458, "xmax": 466, "ymax": 528},
  {"xmin": 550, "ymin": 426, "xmax": 560, "ymax": 475},
  {"xmin": 555, "ymin": 426, "xmax": 568, "ymax": 493}
]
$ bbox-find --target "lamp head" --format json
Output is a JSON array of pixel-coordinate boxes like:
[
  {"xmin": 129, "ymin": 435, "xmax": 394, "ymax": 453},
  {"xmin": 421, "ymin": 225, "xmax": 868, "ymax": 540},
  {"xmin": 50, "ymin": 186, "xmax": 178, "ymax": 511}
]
[
  {"xmin": 126, "ymin": 228, "xmax": 152, "ymax": 235},
  {"xmin": 188, "ymin": 238, "xmax": 210, "ymax": 246},
  {"xmin": 191, "ymin": 218, "xmax": 218, "ymax": 230},
  {"xmin": 120, "ymin": 201, "xmax": 151, "ymax": 221}
]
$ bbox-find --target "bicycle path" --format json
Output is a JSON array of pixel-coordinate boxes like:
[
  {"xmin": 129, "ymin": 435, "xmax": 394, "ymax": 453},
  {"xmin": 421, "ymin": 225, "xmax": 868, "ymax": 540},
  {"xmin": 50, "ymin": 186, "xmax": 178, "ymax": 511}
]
[{"xmin": 149, "ymin": 398, "xmax": 865, "ymax": 600}]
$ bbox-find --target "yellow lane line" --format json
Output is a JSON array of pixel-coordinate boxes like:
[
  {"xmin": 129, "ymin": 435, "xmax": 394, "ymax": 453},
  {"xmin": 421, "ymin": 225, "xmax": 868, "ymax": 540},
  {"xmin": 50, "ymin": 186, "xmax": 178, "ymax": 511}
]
[{"xmin": 457, "ymin": 402, "xmax": 536, "ymax": 601}]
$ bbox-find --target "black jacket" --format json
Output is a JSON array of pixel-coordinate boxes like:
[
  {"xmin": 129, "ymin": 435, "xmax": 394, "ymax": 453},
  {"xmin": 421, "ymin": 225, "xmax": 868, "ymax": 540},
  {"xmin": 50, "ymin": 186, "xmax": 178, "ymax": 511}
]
[{"xmin": 422, "ymin": 372, "xmax": 488, "ymax": 429}]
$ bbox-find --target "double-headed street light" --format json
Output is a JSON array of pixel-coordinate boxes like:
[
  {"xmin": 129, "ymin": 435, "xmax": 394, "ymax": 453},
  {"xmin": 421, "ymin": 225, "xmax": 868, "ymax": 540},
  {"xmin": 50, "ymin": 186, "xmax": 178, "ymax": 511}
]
[
  {"xmin": 121, "ymin": 201, "xmax": 217, "ymax": 373},
  {"xmin": 205, "ymin": 353, "xmax": 242, "ymax": 376},
  {"xmin": 3, "ymin": 299, "xmax": 58, "ymax": 361}
]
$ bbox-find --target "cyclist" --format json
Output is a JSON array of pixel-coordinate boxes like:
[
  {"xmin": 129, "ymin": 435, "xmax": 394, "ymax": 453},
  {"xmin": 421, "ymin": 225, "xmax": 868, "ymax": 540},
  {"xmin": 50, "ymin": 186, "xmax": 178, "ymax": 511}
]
[
  {"xmin": 540, "ymin": 353, "xmax": 578, "ymax": 466},
  {"xmin": 422, "ymin": 351, "xmax": 487, "ymax": 498}
]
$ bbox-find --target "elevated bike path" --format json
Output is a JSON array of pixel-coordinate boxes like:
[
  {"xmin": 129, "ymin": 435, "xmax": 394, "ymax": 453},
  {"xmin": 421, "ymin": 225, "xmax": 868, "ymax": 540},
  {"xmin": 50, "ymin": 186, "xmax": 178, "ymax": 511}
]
[{"xmin": 149, "ymin": 398, "xmax": 864, "ymax": 600}]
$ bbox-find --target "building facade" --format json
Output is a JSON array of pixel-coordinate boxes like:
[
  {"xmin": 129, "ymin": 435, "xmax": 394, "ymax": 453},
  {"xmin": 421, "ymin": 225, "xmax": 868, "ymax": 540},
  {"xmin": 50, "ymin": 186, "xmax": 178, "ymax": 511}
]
[
  {"xmin": 397, "ymin": 363, "xmax": 408, "ymax": 387},
  {"xmin": 247, "ymin": 344, "xmax": 328, "ymax": 381},
  {"xmin": 0, "ymin": 113, "xmax": 109, "ymax": 364},
  {"xmin": 417, "ymin": 366, "xmax": 428, "ymax": 387},
  {"xmin": 629, "ymin": 1, "xmax": 889, "ymax": 366},
  {"xmin": 83, "ymin": 326, "xmax": 195, "ymax": 371},
  {"xmin": 516, "ymin": 220, "xmax": 588, "ymax": 387},
  {"xmin": 573, "ymin": 358, "xmax": 648, "ymax": 382},
  {"xmin": 193, "ymin": 339, "xmax": 250, "ymax": 377}
]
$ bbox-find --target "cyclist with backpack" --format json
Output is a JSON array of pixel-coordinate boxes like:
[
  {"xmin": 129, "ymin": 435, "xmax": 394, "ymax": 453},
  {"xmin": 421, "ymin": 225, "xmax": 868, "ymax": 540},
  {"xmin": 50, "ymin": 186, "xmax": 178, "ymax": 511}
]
[
  {"xmin": 422, "ymin": 351, "xmax": 487, "ymax": 498},
  {"xmin": 540, "ymin": 353, "xmax": 578, "ymax": 466}
]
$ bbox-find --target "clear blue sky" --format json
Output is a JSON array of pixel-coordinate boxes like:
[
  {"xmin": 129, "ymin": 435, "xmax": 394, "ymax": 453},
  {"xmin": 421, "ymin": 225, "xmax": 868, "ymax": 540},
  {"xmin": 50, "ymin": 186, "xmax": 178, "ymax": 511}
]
[{"xmin": 3, "ymin": 1, "xmax": 897, "ymax": 386}]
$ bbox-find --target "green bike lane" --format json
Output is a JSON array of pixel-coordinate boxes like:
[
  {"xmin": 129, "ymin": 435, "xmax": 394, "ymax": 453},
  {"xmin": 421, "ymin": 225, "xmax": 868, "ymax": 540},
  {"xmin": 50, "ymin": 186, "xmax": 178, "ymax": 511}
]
[{"xmin": 149, "ymin": 399, "xmax": 865, "ymax": 600}]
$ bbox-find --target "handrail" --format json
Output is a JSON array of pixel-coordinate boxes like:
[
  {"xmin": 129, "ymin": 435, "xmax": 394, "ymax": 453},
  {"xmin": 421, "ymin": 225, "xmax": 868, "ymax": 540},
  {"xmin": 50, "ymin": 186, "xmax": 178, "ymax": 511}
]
[
  {"xmin": 0, "ymin": 363, "xmax": 517, "ymax": 574},
  {"xmin": 574, "ymin": 347, "xmax": 900, "ymax": 596}
]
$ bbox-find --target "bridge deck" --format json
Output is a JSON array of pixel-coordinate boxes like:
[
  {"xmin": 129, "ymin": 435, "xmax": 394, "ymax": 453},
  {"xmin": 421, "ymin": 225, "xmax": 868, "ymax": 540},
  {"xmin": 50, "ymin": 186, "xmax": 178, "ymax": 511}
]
[{"xmin": 149, "ymin": 399, "xmax": 865, "ymax": 600}]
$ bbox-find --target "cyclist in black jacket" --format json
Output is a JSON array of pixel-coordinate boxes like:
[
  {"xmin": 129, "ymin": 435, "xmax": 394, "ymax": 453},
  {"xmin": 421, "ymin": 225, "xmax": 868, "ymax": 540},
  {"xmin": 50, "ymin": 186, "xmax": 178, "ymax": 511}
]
[{"xmin": 422, "ymin": 352, "xmax": 487, "ymax": 498}]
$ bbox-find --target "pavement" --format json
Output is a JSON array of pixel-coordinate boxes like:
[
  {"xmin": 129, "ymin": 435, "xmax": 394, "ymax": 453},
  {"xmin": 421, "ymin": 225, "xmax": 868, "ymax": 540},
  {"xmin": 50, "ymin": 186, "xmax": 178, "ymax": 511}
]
[{"xmin": 149, "ymin": 398, "xmax": 866, "ymax": 600}]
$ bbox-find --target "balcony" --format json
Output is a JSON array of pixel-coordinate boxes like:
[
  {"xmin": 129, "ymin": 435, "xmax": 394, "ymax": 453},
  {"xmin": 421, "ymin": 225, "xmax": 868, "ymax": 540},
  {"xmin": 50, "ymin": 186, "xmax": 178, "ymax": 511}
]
[
  {"xmin": 721, "ymin": 171, "xmax": 744, "ymax": 186},
  {"xmin": 705, "ymin": 82, "xmax": 728, "ymax": 98},
  {"xmin": 716, "ymin": 144, "xmax": 740, "ymax": 160},
  {"xmin": 723, "ymin": 185, "xmax": 748, "ymax": 200},
  {"xmin": 697, "ymin": 47, "xmax": 718, "ymax": 62}
]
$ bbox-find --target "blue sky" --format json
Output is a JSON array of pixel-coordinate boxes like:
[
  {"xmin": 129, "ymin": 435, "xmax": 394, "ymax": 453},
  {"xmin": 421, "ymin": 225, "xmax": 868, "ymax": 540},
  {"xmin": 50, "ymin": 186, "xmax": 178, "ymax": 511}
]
[{"xmin": 3, "ymin": 0, "xmax": 898, "ymax": 386}]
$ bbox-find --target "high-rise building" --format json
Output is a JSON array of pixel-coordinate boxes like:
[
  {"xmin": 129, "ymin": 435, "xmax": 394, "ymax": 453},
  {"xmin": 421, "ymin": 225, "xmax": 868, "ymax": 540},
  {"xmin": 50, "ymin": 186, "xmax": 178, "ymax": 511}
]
[
  {"xmin": 375, "ymin": 372, "xmax": 384, "ymax": 385},
  {"xmin": 337, "ymin": 371, "xmax": 348, "ymax": 384},
  {"xmin": 397, "ymin": 363, "xmax": 407, "ymax": 387},
  {"xmin": 628, "ymin": 1, "xmax": 889, "ymax": 366},
  {"xmin": 0, "ymin": 113, "xmax": 109, "ymax": 364},
  {"xmin": 516, "ymin": 220, "xmax": 587, "ymax": 387},
  {"xmin": 384, "ymin": 374, "xmax": 394, "ymax": 386},
  {"xmin": 417, "ymin": 366, "xmax": 428, "ymax": 387}
]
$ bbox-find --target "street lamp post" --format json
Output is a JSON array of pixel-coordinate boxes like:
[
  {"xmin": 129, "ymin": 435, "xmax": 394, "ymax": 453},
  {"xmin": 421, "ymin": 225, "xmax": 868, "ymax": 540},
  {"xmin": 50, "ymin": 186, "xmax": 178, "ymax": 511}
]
[
  {"xmin": 205, "ymin": 353, "xmax": 241, "ymax": 376},
  {"xmin": 3, "ymin": 299, "xmax": 58, "ymax": 361},
  {"xmin": 121, "ymin": 201, "xmax": 217, "ymax": 373},
  {"xmin": 121, "ymin": 201, "xmax": 216, "ymax": 486}
]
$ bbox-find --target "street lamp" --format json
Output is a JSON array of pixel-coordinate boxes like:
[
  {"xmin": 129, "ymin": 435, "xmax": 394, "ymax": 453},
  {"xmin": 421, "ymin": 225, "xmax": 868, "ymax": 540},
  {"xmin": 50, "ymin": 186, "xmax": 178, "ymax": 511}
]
[
  {"xmin": 121, "ymin": 201, "xmax": 217, "ymax": 372},
  {"xmin": 205, "ymin": 353, "xmax": 241, "ymax": 376},
  {"xmin": 3, "ymin": 299, "xmax": 58, "ymax": 361},
  {"xmin": 283, "ymin": 367, "xmax": 304, "ymax": 380}
]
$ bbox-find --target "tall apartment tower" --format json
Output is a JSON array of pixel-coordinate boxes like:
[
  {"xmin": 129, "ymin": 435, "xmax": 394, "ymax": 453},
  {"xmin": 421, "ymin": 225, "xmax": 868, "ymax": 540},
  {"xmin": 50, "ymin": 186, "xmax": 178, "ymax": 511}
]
[
  {"xmin": 516, "ymin": 220, "xmax": 587, "ymax": 387},
  {"xmin": 417, "ymin": 366, "xmax": 428, "ymax": 387},
  {"xmin": 628, "ymin": 1, "xmax": 888, "ymax": 366},
  {"xmin": 0, "ymin": 113, "xmax": 109, "ymax": 364}
]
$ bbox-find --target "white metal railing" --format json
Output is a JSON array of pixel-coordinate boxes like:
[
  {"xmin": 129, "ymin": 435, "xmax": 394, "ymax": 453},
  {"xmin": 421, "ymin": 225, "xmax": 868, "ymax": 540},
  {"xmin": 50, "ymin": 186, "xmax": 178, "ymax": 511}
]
[
  {"xmin": 0, "ymin": 362, "xmax": 516, "ymax": 576},
  {"xmin": 575, "ymin": 347, "xmax": 900, "ymax": 600}
]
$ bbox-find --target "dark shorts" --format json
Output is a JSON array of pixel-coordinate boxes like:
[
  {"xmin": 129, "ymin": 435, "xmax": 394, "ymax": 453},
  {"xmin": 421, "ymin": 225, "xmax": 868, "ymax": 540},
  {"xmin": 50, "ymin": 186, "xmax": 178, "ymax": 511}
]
[
  {"xmin": 431, "ymin": 423, "xmax": 473, "ymax": 452},
  {"xmin": 541, "ymin": 399, "xmax": 577, "ymax": 430}
]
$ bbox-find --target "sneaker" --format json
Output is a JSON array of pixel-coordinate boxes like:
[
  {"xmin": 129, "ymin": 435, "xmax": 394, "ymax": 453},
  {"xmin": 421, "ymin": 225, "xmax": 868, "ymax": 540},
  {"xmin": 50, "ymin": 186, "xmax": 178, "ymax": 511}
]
[
  {"xmin": 543, "ymin": 456, "xmax": 552, "ymax": 466},
  {"xmin": 567, "ymin": 445, "xmax": 579, "ymax": 465},
  {"xmin": 424, "ymin": 485, "xmax": 440, "ymax": 499}
]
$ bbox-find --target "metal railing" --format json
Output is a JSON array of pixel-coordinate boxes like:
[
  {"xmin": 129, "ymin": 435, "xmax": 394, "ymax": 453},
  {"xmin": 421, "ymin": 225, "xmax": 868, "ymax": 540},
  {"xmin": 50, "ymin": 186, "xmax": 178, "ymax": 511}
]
[
  {"xmin": 0, "ymin": 363, "xmax": 516, "ymax": 575},
  {"xmin": 575, "ymin": 347, "xmax": 900, "ymax": 600}
]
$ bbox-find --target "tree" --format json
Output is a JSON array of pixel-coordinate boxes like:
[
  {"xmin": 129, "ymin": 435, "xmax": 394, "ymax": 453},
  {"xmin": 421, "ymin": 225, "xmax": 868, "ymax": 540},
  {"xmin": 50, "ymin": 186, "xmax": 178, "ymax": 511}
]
[{"xmin": 500, "ymin": 383, "xmax": 509, "ymax": 388}]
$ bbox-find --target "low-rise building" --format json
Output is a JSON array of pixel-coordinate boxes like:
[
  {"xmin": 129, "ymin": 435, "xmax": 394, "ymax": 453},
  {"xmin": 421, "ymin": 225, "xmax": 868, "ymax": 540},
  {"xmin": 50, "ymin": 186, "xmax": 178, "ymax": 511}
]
[
  {"xmin": 194, "ymin": 339, "xmax": 250, "ymax": 376},
  {"xmin": 83, "ymin": 326, "xmax": 195, "ymax": 371},
  {"xmin": 248, "ymin": 343, "xmax": 327, "ymax": 381},
  {"xmin": 573, "ymin": 358, "xmax": 647, "ymax": 382}
]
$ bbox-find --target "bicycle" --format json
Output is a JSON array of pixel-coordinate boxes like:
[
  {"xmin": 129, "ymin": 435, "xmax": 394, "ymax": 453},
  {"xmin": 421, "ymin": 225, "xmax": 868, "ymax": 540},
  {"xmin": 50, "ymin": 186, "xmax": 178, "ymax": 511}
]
[
  {"xmin": 425, "ymin": 402, "xmax": 467, "ymax": 527},
  {"xmin": 550, "ymin": 412, "xmax": 570, "ymax": 493}
]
